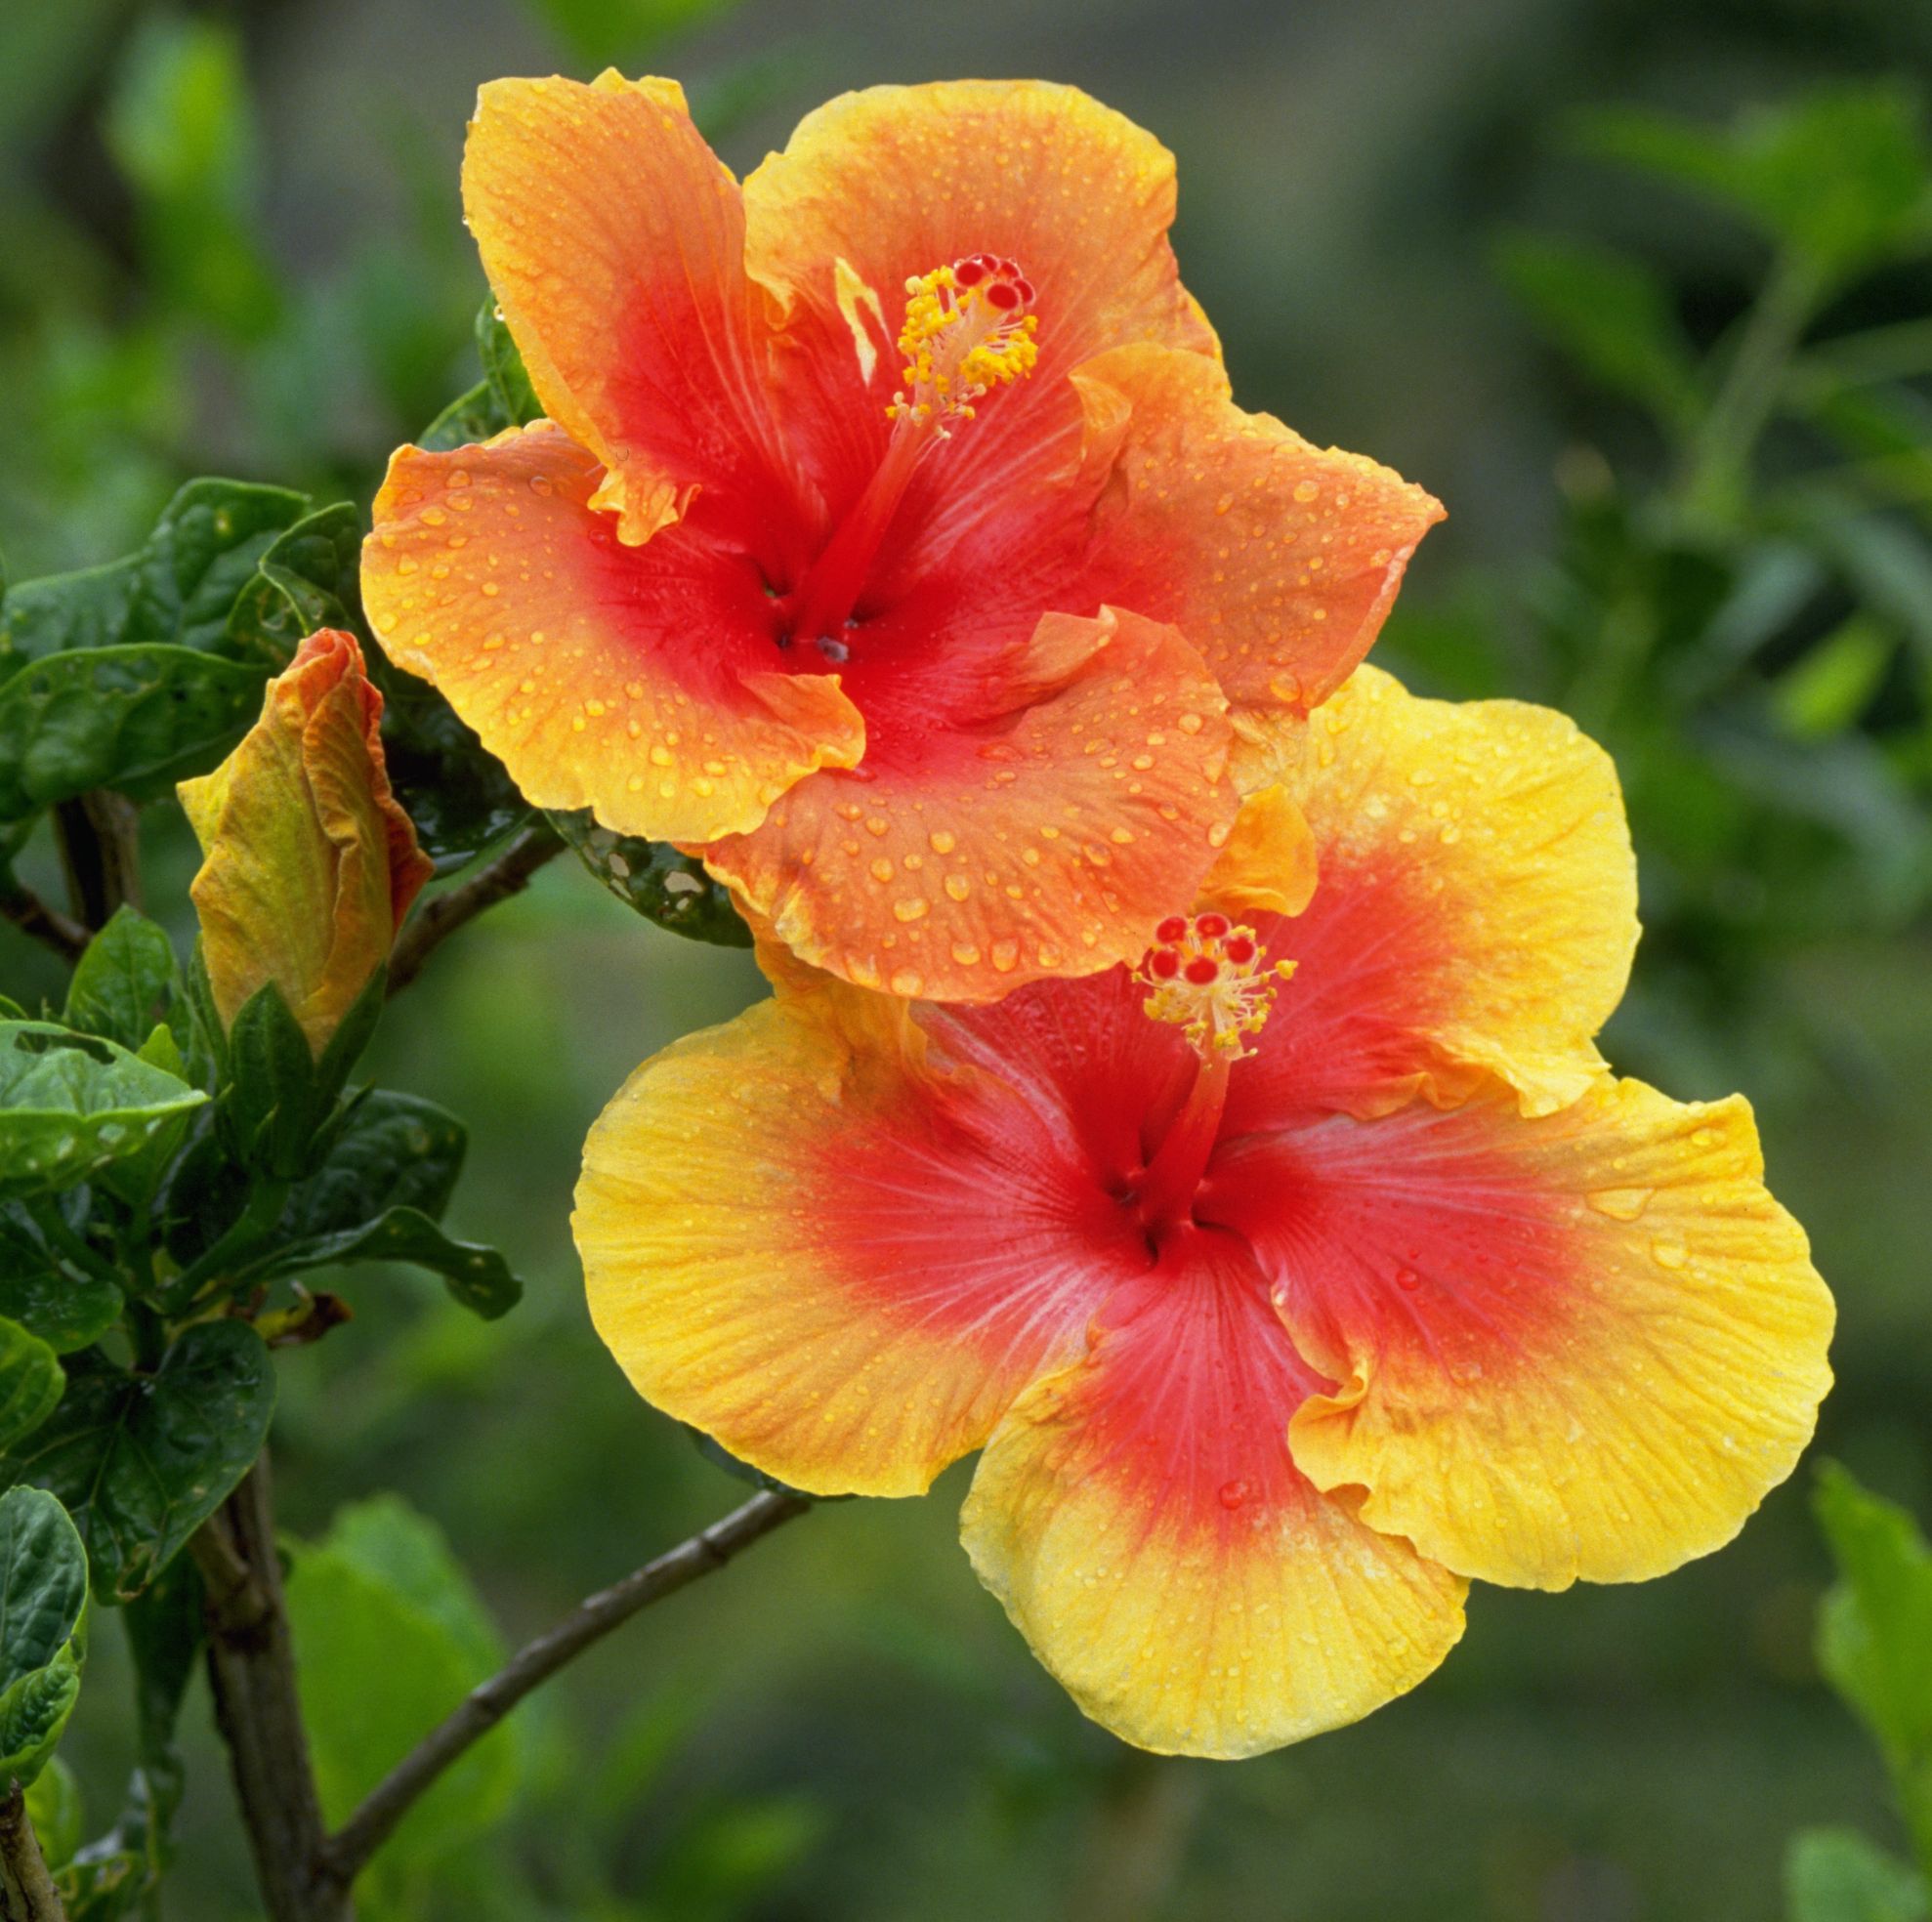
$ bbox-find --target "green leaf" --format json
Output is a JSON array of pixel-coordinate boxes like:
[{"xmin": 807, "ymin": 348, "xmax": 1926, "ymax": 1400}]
[
  {"xmin": 1787, "ymin": 1828, "xmax": 1929, "ymax": 1922},
  {"xmin": 286, "ymin": 1495, "xmax": 519, "ymax": 1874},
  {"xmin": 223, "ymin": 502, "xmax": 364, "ymax": 667},
  {"xmin": 0, "ymin": 479, "xmax": 307, "ymax": 684},
  {"xmin": 278, "ymin": 1090, "xmax": 467, "ymax": 1241},
  {"xmin": 1816, "ymin": 1463, "xmax": 1932, "ymax": 1879},
  {"xmin": 1494, "ymin": 230, "xmax": 1702, "ymax": 431},
  {"xmin": 548, "ymin": 808, "xmax": 751, "ymax": 947},
  {"xmin": 476, "ymin": 301, "xmax": 540, "ymax": 428},
  {"xmin": 0, "ymin": 1215, "xmax": 121, "ymax": 1354},
  {"xmin": 25, "ymin": 1757, "xmax": 82, "ymax": 1872},
  {"xmin": 0, "ymin": 1022, "xmax": 205, "ymax": 1204},
  {"xmin": 254, "ymin": 1206, "xmax": 521, "ymax": 1321},
  {"xmin": 1775, "ymin": 617, "xmax": 1896, "ymax": 739},
  {"xmin": 0, "ymin": 1486, "xmax": 89, "ymax": 1786},
  {"xmin": 0, "ymin": 1322, "xmax": 274, "ymax": 1602},
  {"xmin": 0, "ymin": 643, "xmax": 270, "ymax": 821},
  {"xmin": 0, "ymin": 1318, "xmax": 64, "ymax": 1455},
  {"xmin": 63, "ymin": 909, "xmax": 175, "ymax": 1050},
  {"xmin": 376, "ymin": 663, "xmax": 530, "ymax": 870},
  {"xmin": 1576, "ymin": 87, "xmax": 1932, "ymax": 284},
  {"xmin": 418, "ymin": 381, "xmax": 508, "ymax": 455}
]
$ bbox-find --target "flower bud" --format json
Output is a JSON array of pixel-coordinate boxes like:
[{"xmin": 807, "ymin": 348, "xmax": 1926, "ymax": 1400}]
[{"xmin": 179, "ymin": 629, "xmax": 434, "ymax": 1056}]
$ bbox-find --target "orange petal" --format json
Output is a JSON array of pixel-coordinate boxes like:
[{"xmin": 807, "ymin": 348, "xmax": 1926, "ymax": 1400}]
[
  {"xmin": 1203, "ymin": 1077, "xmax": 1834, "ymax": 1591},
  {"xmin": 575, "ymin": 983, "xmax": 1138, "ymax": 1498},
  {"xmin": 1073, "ymin": 345, "xmax": 1443, "ymax": 717},
  {"xmin": 362, "ymin": 422, "xmax": 863, "ymax": 845},
  {"xmin": 698, "ymin": 607, "xmax": 1238, "ymax": 1002},
  {"xmin": 464, "ymin": 73, "xmax": 789, "ymax": 546},
  {"xmin": 180, "ymin": 630, "xmax": 432, "ymax": 1055},
  {"xmin": 1226, "ymin": 664, "xmax": 1637, "ymax": 1122},
  {"xmin": 960, "ymin": 1228, "xmax": 1467, "ymax": 1757},
  {"xmin": 1197, "ymin": 783, "xmax": 1317, "ymax": 920}
]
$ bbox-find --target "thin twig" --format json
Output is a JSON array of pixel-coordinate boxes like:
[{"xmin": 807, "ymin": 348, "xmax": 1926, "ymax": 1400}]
[
  {"xmin": 321, "ymin": 1487, "xmax": 811, "ymax": 1883},
  {"xmin": 52, "ymin": 792, "xmax": 143, "ymax": 931},
  {"xmin": 191, "ymin": 1460, "xmax": 345, "ymax": 1922},
  {"xmin": 0, "ymin": 882, "xmax": 89, "ymax": 966},
  {"xmin": 385, "ymin": 823, "xmax": 564, "ymax": 996},
  {"xmin": 0, "ymin": 1784, "xmax": 65, "ymax": 1921}
]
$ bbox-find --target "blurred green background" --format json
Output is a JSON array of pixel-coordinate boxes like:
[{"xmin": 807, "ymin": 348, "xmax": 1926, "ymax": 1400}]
[{"xmin": 5, "ymin": 0, "xmax": 1932, "ymax": 1916}]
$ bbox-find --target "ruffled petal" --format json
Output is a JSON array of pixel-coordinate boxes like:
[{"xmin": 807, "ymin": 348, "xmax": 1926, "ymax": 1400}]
[
  {"xmin": 1073, "ymin": 346, "xmax": 1443, "ymax": 716},
  {"xmin": 700, "ymin": 607, "xmax": 1238, "ymax": 1002},
  {"xmin": 1226, "ymin": 664, "xmax": 1637, "ymax": 1123},
  {"xmin": 464, "ymin": 73, "xmax": 793, "ymax": 546},
  {"xmin": 1202, "ymin": 1076, "xmax": 1834, "ymax": 1590},
  {"xmin": 363, "ymin": 422, "xmax": 862, "ymax": 845},
  {"xmin": 575, "ymin": 982, "xmax": 1139, "ymax": 1498},
  {"xmin": 960, "ymin": 1227, "xmax": 1467, "ymax": 1758},
  {"xmin": 742, "ymin": 80, "xmax": 1218, "ymax": 525}
]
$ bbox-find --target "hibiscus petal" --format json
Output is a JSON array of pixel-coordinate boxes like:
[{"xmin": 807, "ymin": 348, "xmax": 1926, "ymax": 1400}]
[
  {"xmin": 363, "ymin": 422, "xmax": 863, "ymax": 845},
  {"xmin": 1204, "ymin": 1076, "xmax": 1833, "ymax": 1591},
  {"xmin": 1226, "ymin": 663, "xmax": 1637, "ymax": 1122},
  {"xmin": 1073, "ymin": 346, "xmax": 1444, "ymax": 716},
  {"xmin": 464, "ymin": 72, "xmax": 791, "ymax": 546},
  {"xmin": 742, "ymin": 79, "xmax": 1218, "ymax": 522},
  {"xmin": 575, "ymin": 983, "xmax": 1139, "ymax": 1498},
  {"xmin": 961, "ymin": 1227, "xmax": 1467, "ymax": 1758},
  {"xmin": 699, "ymin": 607, "xmax": 1239, "ymax": 1002}
]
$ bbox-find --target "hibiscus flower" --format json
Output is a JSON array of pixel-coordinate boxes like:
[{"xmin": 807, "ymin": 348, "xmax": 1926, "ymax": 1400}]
[
  {"xmin": 574, "ymin": 665, "xmax": 1833, "ymax": 1757},
  {"xmin": 362, "ymin": 74, "xmax": 1440, "ymax": 999}
]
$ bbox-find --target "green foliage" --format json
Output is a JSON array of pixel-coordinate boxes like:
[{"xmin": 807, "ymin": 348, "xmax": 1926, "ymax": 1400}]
[
  {"xmin": 25, "ymin": 1759, "xmax": 83, "ymax": 1871},
  {"xmin": 286, "ymin": 1495, "xmax": 520, "ymax": 1894},
  {"xmin": 0, "ymin": 1219, "xmax": 120, "ymax": 1354},
  {"xmin": 0, "ymin": 1020, "xmax": 204, "ymax": 1202},
  {"xmin": 1577, "ymin": 86, "xmax": 1932, "ymax": 285},
  {"xmin": 0, "ymin": 1486, "xmax": 89, "ymax": 1788},
  {"xmin": 62, "ymin": 908, "xmax": 174, "ymax": 1050},
  {"xmin": 0, "ymin": 1318, "xmax": 64, "ymax": 1456},
  {"xmin": 550, "ymin": 809, "xmax": 753, "ymax": 947},
  {"xmin": 0, "ymin": 1323, "xmax": 274, "ymax": 1602},
  {"xmin": 1788, "ymin": 1829, "xmax": 1931, "ymax": 1922},
  {"xmin": 1814, "ymin": 1466, "xmax": 1932, "ymax": 1883}
]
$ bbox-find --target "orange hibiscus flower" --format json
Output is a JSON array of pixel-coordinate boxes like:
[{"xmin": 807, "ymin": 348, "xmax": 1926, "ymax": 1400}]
[
  {"xmin": 574, "ymin": 666, "xmax": 1833, "ymax": 1757},
  {"xmin": 362, "ymin": 75, "xmax": 1440, "ymax": 999}
]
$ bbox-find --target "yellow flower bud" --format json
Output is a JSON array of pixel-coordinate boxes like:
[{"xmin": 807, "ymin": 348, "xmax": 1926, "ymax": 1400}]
[{"xmin": 179, "ymin": 629, "xmax": 434, "ymax": 1056}]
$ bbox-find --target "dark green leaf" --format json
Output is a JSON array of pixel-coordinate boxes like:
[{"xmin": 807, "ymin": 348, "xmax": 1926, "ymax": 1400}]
[
  {"xmin": 278, "ymin": 1090, "xmax": 467, "ymax": 1242},
  {"xmin": 255, "ymin": 1206, "xmax": 521, "ymax": 1320},
  {"xmin": 0, "ymin": 643, "xmax": 269, "ymax": 820},
  {"xmin": 0, "ymin": 1318, "xmax": 65, "ymax": 1455},
  {"xmin": 1787, "ymin": 1828, "xmax": 1929, "ymax": 1922},
  {"xmin": 0, "ymin": 1214, "xmax": 122, "ymax": 1354},
  {"xmin": 0, "ymin": 1021, "xmax": 205, "ymax": 1203},
  {"xmin": 0, "ymin": 1322, "xmax": 274, "ymax": 1601},
  {"xmin": 0, "ymin": 479, "xmax": 306, "ymax": 685},
  {"xmin": 377, "ymin": 663, "xmax": 530, "ymax": 870},
  {"xmin": 418, "ymin": 381, "xmax": 510, "ymax": 455},
  {"xmin": 476, "ymin": 301, "xmax": 540, "ymax": 428},
  {"xmin": 1494, "ymin": 230, "xmax": 1702, "ymax": 430},
  {"xmin": 223, "ymin": 503, "xmax": 363, "ymax": 667},
  {"xmin": 548, "ymin": 808, "xmax": 750, "ymax": 947},
  {"xmin": 1816, "ymin": 1464, "xmax": 1932, "ymax": 1878},
  {"xmin": 0, "ymin": 1486, "xmax": 89, "ymax": 1785},
  {"xmin": 63, "ymin": 908, "xmax": 175, "ymax": 1050}
]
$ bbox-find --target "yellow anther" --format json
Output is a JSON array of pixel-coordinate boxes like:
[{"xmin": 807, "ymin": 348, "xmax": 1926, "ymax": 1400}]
[
  {"xmin": 889, "ymin": 257, "xmax": 1039, "ymax": 432},
  {"xmin": 1137, "ymin": 912, "xmax": 1294, "ymax": 1062}
]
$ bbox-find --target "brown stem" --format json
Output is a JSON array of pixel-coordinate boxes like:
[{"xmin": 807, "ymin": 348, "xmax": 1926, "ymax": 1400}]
[
  {"xmin": 385, "ymin": 823, "xmax": 563, "ymax": 996},
  {"xmin": 51, "ymin": 792, "xmax": 143, "ymax": 931},
  {"xmin": 0, "ymin": 883, "xmax": 89, "ymax": 967},
  {"xmin": 0, "ymin": 1785, "xmax": 64, "ymax": 1922},
  {"xmin": 320, "ymin": 1487, "xmax": 810, "ymax": 1884},
  {"xmin": 191, "ymin": 1460, "xmax": 347, "ymax": 1922}
]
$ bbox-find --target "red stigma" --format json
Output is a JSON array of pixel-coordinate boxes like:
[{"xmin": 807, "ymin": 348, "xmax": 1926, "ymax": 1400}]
[
  {"xmin": 1155, "ymin": 915, "xmax": 1189, "ymax": 943},
  {"xmin": 953, "ymin": 258, "xmax": 987, "ymax": 286},
  {"xmin": 1149, "ymin": 948, "xmax": 1182, "ymax": 980},
  {"xmin": 1223, "ymin": 935, "xmax": 1256, "ymax": 965},
  {"xmin": 1195, "ymin": 911, "xmax": 1230, "ymax": 939},
  {"xmin": 1184, "ymin": 956, "xmax": 1220, "ymax": 985},
  {"xmin": 986, "ymin": 282, "xmax": 1021, "ymax": 310}
]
